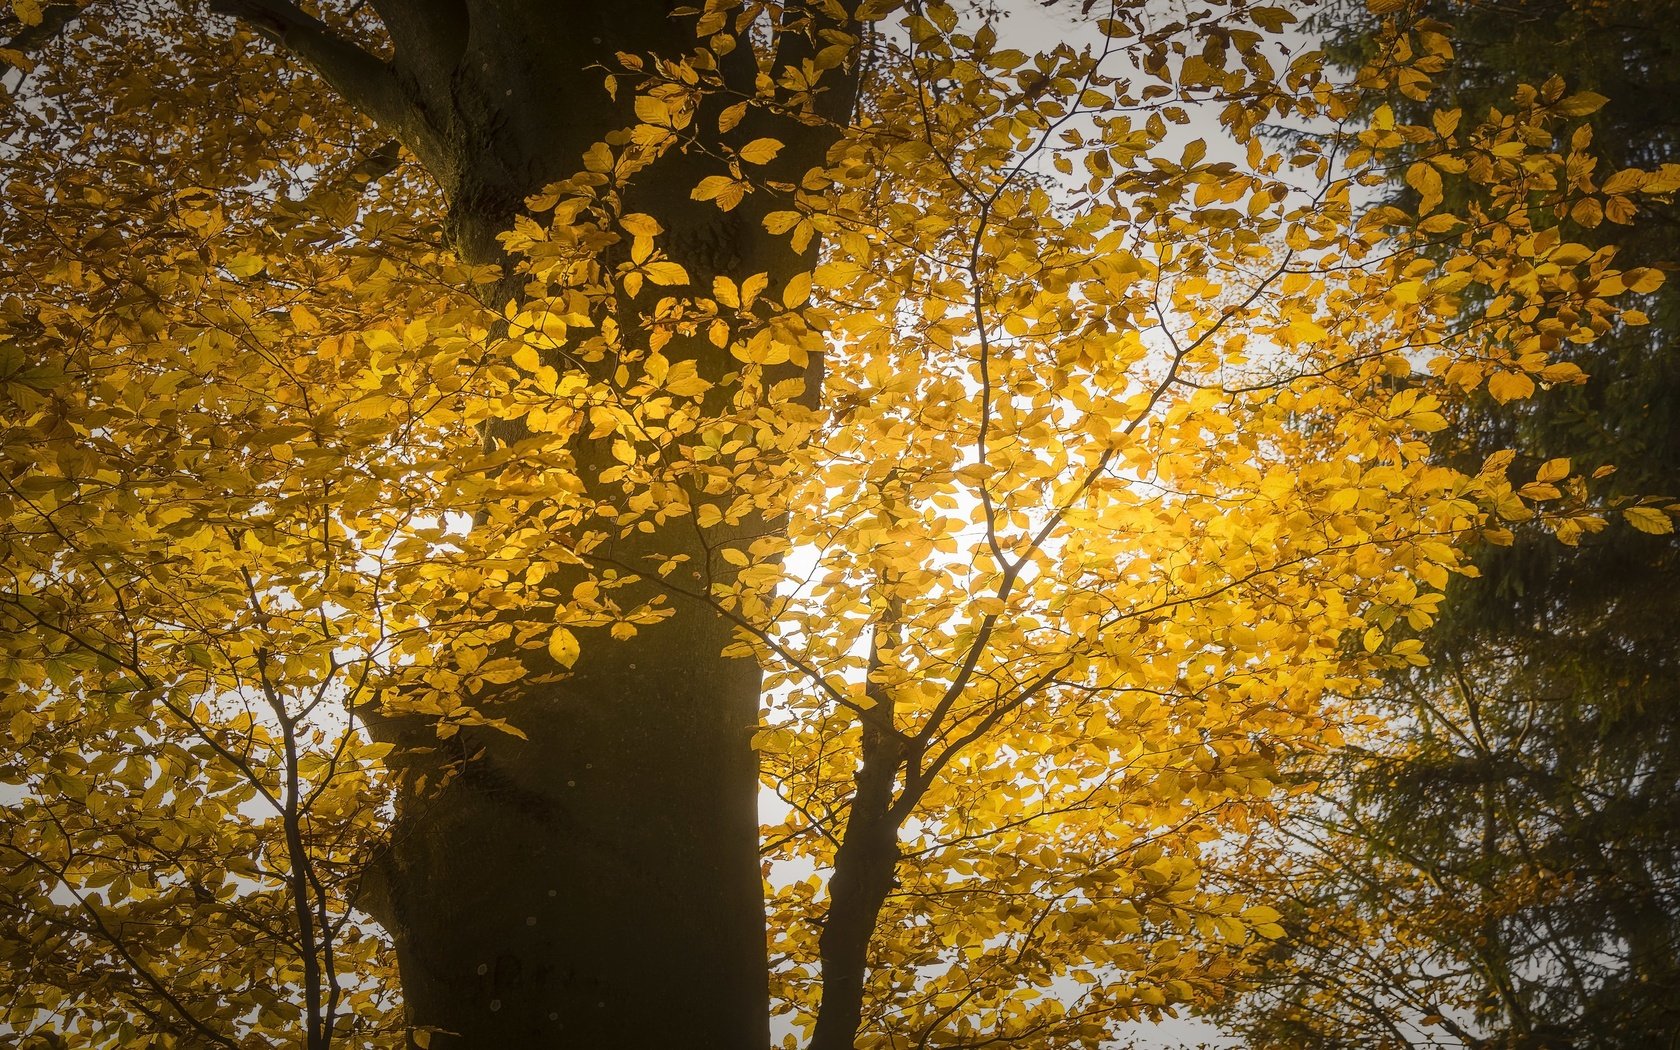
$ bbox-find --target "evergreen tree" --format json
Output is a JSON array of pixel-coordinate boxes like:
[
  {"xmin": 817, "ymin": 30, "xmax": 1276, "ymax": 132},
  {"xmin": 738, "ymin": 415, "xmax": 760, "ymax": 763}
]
[{"xmin": 1222, "ymin": 2, "xmax": 1680, "ymax": 1045}]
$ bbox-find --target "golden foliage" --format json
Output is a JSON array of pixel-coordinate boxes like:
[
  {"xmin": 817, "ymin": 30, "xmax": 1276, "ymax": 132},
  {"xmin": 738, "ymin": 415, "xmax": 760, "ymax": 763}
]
[{"xmin": 0, "ymin": 1, "xmax": 1670, "ymax": 1046}]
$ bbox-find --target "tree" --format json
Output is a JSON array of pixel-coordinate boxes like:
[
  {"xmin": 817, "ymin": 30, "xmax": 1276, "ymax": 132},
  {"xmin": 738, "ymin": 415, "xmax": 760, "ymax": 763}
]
[
  {"xmin": 0, "ymin": 1, "xmax": 1666, "ymax": 1048},
  {"xmin": 1216, "ymin": 1, "xmax": 1680, "ymax": 1046}
]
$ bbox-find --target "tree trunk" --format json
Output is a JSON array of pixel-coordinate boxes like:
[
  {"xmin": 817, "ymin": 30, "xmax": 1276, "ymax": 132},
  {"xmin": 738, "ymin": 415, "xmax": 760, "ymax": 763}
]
[
  {"xmin": 214, "ymin": 2, "xmax": 860, "ymax": 1046},
  {"xmin": 378, "ymin": 618, "xmax": 772, "ymax": 1050}
]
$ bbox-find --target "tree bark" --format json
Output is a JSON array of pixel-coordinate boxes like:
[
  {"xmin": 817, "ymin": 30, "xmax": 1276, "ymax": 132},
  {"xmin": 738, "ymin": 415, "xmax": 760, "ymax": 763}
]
[{"xmin": 209, "ymin": 2, "xmax": 862, "ymax": 1046}]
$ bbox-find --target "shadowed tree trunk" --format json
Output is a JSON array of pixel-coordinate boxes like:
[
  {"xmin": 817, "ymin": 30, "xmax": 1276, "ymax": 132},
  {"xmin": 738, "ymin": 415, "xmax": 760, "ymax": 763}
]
[{"xmin": 204, "ymin": 2, "xmax": 862, "ymax": 1046}]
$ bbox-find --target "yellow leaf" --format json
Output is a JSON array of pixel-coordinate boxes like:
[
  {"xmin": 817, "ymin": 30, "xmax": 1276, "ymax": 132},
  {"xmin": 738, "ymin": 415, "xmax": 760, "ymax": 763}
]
[
  {"xmin": 713, "ymin": 276, "xmax": 740, "ymax": 309},
  {"xmin": 583, "ymin": 141, "xmax": 614, "ymax": 173},
  {"xmin": 620, "ymin": 213, "xmax": 661, "ymax": 238},
  {"xmin": 692, "ymin": 175, "xmax": 746, "ymax": 211},
  {"xmin": 782, "ymin": 271, "xmax": 813, "ymax": 309},
  {"xmin": 548, "ymin": 627, "xmax": 581, "ymax": 668},
  {"xmin": 1555, "ymin": 91, "xmax": 1609, "ymax": 116},
  {"xmin": 737, "ymin": 138, "xmax": 783, "ymax": 165},
  {"xmin": 1249, "ymin": 5, "xmax": 1295, "ymax": 30},
  {"xmin": 1626, "ymin": 268, "xmax": 1665, "ymax": 294},
  {"xmin": 225, "ymin": 255, "xmax": 266, "ymax": 278},
  {"xmin": 718, "ymin": 101, "xmax": 748, "ymax": 134},
  {"xmin": 404, "ymin": 317, "xmax": 430, "ymax": 348},
  {"xmin": 643, "ymin": 260, "xmax": 690, "ymax": 286},
  {"xmin": 1645, "ymin": 164, "xmax": 1680, "ymax": 193},
  {"xmin": 512, "ymin": 344, "xmax": 542, "ymax": 371},
  {"xmin": 1406, "ymin": 161, "xmax": 1444, "ymax": 214},
  {"xmin": 1481, "ymin": 449, "xmax": 1517, "ymax": 475},
  {"xmin": 1601, "ymin": 168, "xmax": 1646, "ymax": 195},
  {"xmin": 763, "ymin": 211, "xmax": 801, "ymax": 235},
  {"xmin": 1536, "ymin": 458, "xmax": 1570, "ymax": 483},
  {"xmin": 1624, "ymin": 506, "xmax": 1675, "ymax": 535},
  {"xmin": 634, "ymin": 95, "xmax": 669, "ymax": 125},
  {"xmin": 664, "ymin": 360, "xmax": 711, "ymax": 397},
  {"xmin": 1487, "ymin": 370, "xmax": 1535, "ymax": 403},
  {"xmin": 1571, "ymin": 197, "xmax": 1603, "ymax": 228}
]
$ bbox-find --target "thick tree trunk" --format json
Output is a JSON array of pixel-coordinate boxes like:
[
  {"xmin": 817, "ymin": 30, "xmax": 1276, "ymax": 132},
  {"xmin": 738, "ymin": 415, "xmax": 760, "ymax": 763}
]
[
  {"xmin": 378, "ymin": 618, "xmax": 771, "ymax": 1050},
  {"xmin": 215, "ymin": 2, "xmax": 860, "ymax": 1046}
]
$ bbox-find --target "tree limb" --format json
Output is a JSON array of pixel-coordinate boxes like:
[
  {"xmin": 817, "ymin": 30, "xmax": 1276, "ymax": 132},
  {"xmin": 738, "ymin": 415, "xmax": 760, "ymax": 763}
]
[
  {"xmin": 1, "ymin": 1, "xmax": 85, "ymax": 78},
  {"xmin": 205, "ymin": 0, "xmax": 422, "ymax": 154}
]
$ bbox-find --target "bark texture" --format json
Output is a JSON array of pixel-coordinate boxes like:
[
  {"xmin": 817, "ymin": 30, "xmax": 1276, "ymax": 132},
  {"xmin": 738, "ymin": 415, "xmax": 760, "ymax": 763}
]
[{"xmin": 211, "ymin": 2, "xmax": 861, "ymax": 1046}]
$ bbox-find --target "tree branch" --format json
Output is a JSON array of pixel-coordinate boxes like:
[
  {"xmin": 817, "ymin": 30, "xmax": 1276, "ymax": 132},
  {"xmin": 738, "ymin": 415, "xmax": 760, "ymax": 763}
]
[
  {"xmin": 5, "ymin": 844, "xmax": 241, "ymax": 1050},
  {"xmin": 809, "ymin": 597, "xmax": 907, "ymax": 1050},
  {"xmin": 1, "ymin": 1, "xmax": 85, "ymax": 79},
  {"xmin": 206, "ymin": 0, "xmax": 420, "ymax": 153}
]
